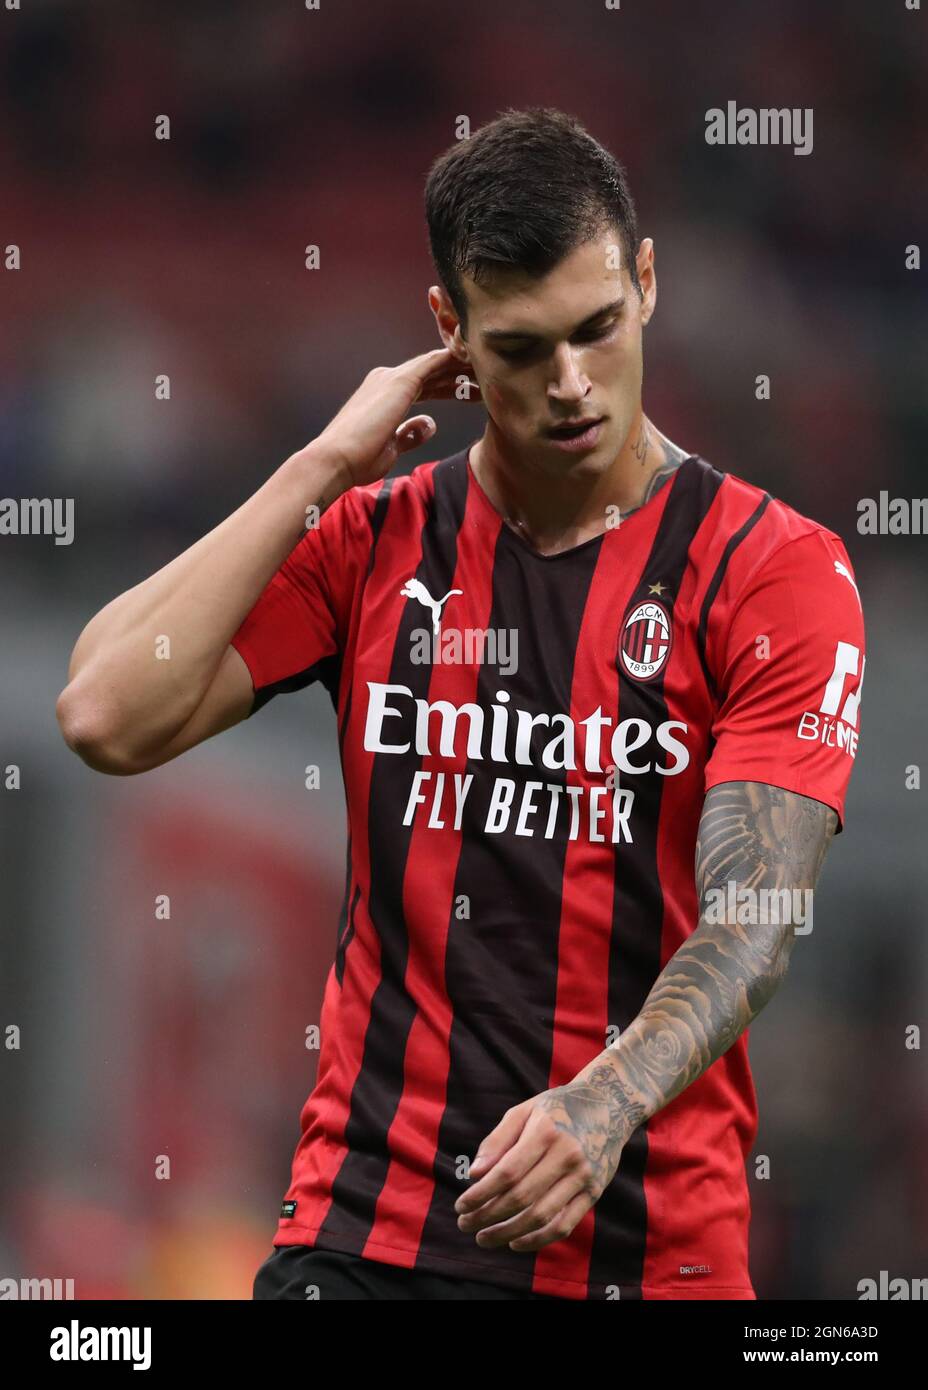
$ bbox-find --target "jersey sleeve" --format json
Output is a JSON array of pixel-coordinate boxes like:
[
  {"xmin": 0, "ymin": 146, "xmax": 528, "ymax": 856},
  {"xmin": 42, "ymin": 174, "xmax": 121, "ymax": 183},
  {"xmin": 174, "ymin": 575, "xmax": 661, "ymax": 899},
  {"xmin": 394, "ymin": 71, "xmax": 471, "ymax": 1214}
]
[
  {"xmin": 229, "ymin": 487, "xmax": 360, "ymax": 716},
  {"xmin": 703, "ymin": 528, "xmax": 865, "ymax": 831}
]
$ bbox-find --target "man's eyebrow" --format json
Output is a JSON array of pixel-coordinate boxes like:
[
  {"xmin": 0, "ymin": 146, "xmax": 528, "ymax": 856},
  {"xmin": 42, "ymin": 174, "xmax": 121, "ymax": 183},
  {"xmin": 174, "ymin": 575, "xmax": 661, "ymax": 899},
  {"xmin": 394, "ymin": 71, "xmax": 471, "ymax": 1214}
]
[{"xmin": 481, "ymin": 297, "xmax": 625, "ymax": 343}]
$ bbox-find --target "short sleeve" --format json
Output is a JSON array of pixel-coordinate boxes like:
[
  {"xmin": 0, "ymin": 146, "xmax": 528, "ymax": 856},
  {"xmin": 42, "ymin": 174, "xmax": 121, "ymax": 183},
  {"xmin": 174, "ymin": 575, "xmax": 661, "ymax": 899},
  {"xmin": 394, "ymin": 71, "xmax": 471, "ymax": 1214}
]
[
  {"xmin": 703, "ymin": 529, "xmax": 865, "ymax": 831},
  {"xmin": 230, "ymin": 494, "xmax": 350, "ymax": 716}
]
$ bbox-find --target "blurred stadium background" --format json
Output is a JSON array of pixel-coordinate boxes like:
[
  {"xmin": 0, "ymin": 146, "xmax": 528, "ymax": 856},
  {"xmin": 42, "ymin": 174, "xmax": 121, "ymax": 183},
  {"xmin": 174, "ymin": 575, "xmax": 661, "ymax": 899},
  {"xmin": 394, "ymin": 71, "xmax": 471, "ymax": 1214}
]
[{"xmin": 1, "ymin": 0, "xmax": 926, "ymax": 1298}]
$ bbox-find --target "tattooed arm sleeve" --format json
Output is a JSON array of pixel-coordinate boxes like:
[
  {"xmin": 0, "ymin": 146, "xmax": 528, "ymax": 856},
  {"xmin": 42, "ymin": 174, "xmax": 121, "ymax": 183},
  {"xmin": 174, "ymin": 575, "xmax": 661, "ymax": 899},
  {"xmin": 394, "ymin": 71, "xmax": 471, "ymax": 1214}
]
[{"xmin": 570, "ymin": 779, "xmax": 838, "ymax": 1146}]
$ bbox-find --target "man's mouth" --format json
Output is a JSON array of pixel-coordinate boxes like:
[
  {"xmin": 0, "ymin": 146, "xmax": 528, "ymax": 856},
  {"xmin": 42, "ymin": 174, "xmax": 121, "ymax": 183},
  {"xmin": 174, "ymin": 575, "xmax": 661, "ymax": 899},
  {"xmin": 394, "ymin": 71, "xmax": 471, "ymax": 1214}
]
[{"xmin": 546, "ymin": 416, "xmax": 605, "ymax": 439}]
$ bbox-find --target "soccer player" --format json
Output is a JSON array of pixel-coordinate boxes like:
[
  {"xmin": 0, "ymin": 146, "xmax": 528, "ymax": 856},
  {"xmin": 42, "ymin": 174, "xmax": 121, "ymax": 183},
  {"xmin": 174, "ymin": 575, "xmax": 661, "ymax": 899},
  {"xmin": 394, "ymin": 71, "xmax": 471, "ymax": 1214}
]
[{"xmin": 57, "ymin": 107, "xmax": 865, "ymax": 1300}]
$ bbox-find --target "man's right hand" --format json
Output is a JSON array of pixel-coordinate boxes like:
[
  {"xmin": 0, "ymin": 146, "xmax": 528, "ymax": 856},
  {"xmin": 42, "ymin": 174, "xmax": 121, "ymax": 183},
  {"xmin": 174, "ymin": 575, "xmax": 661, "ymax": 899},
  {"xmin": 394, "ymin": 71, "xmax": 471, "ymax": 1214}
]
[{"xmin": 310, "ymin": 347, "xmax": 482, "ymax": 491}]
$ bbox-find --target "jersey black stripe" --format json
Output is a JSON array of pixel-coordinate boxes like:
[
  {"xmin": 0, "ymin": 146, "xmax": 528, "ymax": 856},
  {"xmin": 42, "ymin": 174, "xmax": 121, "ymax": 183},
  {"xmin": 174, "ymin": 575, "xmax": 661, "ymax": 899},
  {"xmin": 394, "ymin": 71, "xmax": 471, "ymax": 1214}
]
[
  {"xmin": 330, "ymin": 480, "xmax": 397, "ymax": 988},
  {"xmin": 336, "ymin": 479, "xmax": 395, "ymax": 751},
  {"xmin": 248, "ymin": 483, "xmax": 394, "ymax": 720},
  {"xmin": 696, "ymin": 492, "xmax": 772, "ymax": 703},
  {"xmin": 334, "ymin": 881, "xmax": 362, "ymax": 988},
  {"xmin": 314, "ymin": 454, "xmax": 470, "ymax": 1254},
  {"xmin": 587, "ymin": 455, "xmax": 724, "ymax": 1297},
  {"xmin": 416, "ymin": 457, "xmax": 604, "ymax": 1288},
  {"xmin": 250, "ymin": 651, "xmax": 340, "ymax": 715}
]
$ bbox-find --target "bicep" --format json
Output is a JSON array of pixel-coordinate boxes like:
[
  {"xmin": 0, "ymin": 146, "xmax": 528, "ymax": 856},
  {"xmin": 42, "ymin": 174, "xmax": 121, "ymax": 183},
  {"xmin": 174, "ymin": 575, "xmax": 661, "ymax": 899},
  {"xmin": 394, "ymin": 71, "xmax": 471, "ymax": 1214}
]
[
  {"xmin": 696, "ymin": 781, "xmax": 838, "ymax": 898},
  {"xmin": 691, "ymin": 781, "xmax": 838, "ymax": 991}
]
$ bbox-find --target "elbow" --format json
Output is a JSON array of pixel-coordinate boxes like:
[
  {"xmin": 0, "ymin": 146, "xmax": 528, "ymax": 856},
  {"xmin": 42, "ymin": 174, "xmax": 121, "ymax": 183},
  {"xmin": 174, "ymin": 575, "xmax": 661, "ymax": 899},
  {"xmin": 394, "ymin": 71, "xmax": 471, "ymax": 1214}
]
[{"xmin": 56, "ymin": 685, "xmax": 141, "ymax": 776}]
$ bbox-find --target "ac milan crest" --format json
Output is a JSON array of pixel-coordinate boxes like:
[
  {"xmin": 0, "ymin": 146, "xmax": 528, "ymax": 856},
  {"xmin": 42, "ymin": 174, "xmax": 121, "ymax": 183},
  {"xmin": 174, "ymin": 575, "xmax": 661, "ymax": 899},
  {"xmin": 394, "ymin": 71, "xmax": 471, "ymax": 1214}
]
[{"xmin": 619, "ymin": 598, "xmax": 673, "ymax": 682}]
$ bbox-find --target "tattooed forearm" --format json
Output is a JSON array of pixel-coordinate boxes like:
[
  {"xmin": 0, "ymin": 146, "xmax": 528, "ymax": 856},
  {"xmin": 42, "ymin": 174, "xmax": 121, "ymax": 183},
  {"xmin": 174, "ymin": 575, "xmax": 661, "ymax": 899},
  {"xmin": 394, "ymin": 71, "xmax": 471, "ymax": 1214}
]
[{"xmin": 570, "ymin": 782, "xmax": 838, "ymax": 1147}]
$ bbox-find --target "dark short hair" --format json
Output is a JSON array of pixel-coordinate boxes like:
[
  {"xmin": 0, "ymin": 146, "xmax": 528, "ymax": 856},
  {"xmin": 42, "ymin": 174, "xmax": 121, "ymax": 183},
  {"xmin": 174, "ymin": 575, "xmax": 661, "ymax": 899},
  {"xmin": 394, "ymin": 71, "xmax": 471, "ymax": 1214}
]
[{"xmin": 425, "ymin": 106, "xmax": 640, "ymax": 337}]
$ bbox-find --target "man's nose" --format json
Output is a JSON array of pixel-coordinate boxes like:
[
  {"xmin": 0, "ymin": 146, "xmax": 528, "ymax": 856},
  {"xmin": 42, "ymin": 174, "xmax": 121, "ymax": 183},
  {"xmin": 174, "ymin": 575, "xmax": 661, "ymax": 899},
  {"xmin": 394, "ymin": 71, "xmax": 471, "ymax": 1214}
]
[{"xmin": 548, "ymin": 345, "xmax": 590, "ymax": 402}]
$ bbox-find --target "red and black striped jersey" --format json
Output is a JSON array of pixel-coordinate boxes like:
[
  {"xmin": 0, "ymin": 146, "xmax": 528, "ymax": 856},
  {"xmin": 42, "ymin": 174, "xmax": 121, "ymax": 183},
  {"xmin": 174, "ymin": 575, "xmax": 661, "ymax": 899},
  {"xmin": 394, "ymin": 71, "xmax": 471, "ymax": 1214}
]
[{"xmin": 230, "ymin": 446, "xmax": 865, "ymax": 1300}]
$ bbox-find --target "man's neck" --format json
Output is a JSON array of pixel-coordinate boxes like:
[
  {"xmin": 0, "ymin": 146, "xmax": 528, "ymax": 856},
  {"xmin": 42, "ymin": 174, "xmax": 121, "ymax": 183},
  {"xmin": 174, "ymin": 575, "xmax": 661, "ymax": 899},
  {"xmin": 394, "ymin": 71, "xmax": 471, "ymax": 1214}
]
[{"xmin": 468, "ymin": 413, "xmax": 691, "ymax": 557}]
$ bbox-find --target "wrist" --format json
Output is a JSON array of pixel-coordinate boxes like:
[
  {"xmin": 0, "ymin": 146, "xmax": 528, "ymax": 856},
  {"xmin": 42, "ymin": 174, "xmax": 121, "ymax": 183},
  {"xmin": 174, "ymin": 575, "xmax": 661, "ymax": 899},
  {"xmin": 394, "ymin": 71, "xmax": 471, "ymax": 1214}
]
[
  {"xmin": 571, "ymin": 1047, "xmax": 651, "ymax": 1144},
  {"xmin": 285, "ymin": 441, "xmax": 353, "ymax": 511}
]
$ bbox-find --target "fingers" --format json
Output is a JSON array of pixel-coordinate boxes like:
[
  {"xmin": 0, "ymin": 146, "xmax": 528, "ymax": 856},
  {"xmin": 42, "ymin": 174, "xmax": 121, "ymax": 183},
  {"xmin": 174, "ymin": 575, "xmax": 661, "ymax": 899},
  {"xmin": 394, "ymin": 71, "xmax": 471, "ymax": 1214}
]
[
  {"xmin": 394, "ymin": 415, "xmax": 436, "ymax": 455},
  {"xmin": 425, "ymin": 373, "xmax": 482, "ymax": 404},
  {"xmin": 471, "ymin": 1170, "xmax": 589, "ymax": 1250},
  {"xmin": 507, "ymin": 1190, "xmax": 592, "ymax": 1253},
  {"xmin": 405, "ymin": 347, "xmax": 481, "ymax": 403},
  {"xmin": 422, "ymin": 361, "xmax": 482, "ymax": 403},
  {"xmin": 454, "ymin": 1105, "xmax": 600, "ymax": 1251},
  {"xmin": 455, "ymin": 1102, "xmax": 545, "ymax": 1215},
  {"xmin": 399, "ymin": 346, "xmax": 458, "ymax": 387},
  {"xmin": 408, "ymin": 346, "xmax": 457, "ymax": 371},
  {"xmin": 457, "ymin": 1146, "xmax": 582, "ymax": 1240}
]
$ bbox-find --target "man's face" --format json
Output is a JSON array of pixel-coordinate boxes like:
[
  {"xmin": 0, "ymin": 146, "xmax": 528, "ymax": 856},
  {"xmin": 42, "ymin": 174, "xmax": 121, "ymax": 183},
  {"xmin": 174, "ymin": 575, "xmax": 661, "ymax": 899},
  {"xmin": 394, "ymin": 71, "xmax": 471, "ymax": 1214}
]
[{"xmin": 430, "ymin": 229, "xmax": 656, "ymax": 477}]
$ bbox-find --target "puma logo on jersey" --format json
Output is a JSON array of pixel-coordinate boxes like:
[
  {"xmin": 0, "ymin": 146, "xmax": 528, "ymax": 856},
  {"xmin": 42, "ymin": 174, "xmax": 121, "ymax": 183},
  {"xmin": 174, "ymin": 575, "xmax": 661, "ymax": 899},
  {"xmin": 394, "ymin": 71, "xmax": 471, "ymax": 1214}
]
[
  {"xmin": 400, "ymin": 578, "xmax": 463, "ymax": 636},
  {"xmin": 834, "ymin": 560, "xmax": 862, "ymax": 608}
]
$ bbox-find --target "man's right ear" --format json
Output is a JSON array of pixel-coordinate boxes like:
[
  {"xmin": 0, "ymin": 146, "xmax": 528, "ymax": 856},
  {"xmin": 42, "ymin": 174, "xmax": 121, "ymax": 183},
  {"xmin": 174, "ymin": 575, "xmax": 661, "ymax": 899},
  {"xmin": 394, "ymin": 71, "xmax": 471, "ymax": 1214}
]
[
  {"xmin": 450, "ymin": 325, "xmax": 471, "ymax": 361},
  {"xmin": 428, "ymin": 285, "xmax": 469, "ymax": 358}
]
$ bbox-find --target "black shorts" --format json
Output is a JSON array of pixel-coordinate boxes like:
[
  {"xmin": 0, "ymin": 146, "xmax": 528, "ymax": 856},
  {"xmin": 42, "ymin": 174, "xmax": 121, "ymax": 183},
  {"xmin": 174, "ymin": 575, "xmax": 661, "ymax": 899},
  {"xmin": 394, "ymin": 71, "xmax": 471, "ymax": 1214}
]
[{"xmin": 253, "ymin": 1244, "xmax": 561, "ymax": 1300}]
